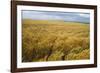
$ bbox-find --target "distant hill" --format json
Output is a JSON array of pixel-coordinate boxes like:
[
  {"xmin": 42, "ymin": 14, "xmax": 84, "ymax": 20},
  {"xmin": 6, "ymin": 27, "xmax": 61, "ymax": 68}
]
[{"xmin": 22, "ymin": 19, "xmax": 89, "ymax": 25}]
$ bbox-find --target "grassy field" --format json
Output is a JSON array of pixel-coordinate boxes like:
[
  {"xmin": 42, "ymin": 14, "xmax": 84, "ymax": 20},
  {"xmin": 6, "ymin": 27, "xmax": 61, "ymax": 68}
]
[{"xmin": 22, "ymin": 19, "xmax": 90, "ymax": 62}]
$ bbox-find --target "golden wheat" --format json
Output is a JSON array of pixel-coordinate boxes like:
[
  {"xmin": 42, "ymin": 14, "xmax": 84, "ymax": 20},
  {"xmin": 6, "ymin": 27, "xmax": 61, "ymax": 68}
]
[{"xmin": 22, "ymin": 19, "xmax": 90, "ymax": 62}]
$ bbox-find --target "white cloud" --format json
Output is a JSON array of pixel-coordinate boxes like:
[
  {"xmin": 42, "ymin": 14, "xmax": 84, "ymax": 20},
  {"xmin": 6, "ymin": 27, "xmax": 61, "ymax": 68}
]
[{"xmin": 78, "ymin": 13, "xmax": 90, "ymax": 18}]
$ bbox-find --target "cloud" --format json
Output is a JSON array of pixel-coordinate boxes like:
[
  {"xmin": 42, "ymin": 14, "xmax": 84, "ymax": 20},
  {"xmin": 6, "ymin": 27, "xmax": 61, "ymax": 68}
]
[
  {"xmin": 78, "ymin": 13, "xmax": 90, "ymax": 18},
  {"xmin": 22, "ymin": 10, "xmax": 90, "ymax": 23}
]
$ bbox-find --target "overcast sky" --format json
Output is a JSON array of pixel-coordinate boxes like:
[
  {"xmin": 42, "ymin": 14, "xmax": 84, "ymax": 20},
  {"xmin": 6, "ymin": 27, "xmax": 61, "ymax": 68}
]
[{"xmin": 22, "ymin": 10, "xmax": 90, "ymax": 23}]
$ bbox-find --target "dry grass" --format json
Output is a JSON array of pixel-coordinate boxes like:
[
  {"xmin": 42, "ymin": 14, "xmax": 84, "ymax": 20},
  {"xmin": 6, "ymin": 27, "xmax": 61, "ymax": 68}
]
[{"xmin": 22, "ymin": 19, "xmax": 90, "ymax": 62}]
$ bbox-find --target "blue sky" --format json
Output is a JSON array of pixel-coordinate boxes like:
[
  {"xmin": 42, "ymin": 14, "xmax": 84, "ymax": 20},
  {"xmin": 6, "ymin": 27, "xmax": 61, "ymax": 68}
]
[{"xmin": 22, "ymin": 10, "xmax": 90, "ymax": 23}]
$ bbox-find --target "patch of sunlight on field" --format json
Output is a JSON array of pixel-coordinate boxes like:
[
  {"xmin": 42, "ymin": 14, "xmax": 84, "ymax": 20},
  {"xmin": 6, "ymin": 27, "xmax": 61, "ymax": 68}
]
[{"xmin": 22, "ymin": 19, "xmax": 90, "ymax": 62}]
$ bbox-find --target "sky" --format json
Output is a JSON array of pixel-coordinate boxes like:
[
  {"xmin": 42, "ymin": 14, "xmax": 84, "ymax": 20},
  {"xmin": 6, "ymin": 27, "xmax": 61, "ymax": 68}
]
[{"xmin": 22, "ymin": 10, "xmax": 90, "ymax": 23}]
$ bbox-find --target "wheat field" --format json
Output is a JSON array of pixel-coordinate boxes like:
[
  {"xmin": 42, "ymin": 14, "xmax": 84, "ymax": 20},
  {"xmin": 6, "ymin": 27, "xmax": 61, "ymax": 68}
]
[{"xmin": 22, "ymin": 19, "xmax": 90, "ymax": 62}]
